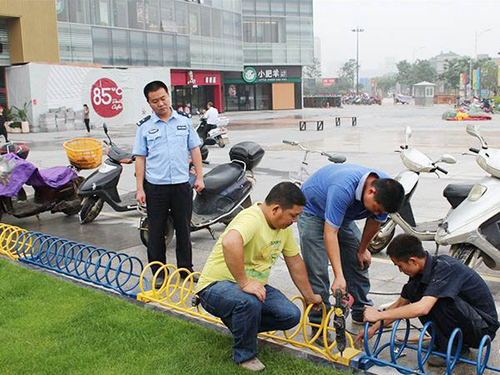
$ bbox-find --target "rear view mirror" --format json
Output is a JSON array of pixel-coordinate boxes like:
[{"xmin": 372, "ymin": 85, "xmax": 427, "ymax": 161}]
[
  {"xmin": 439, "ymin": 154, "xmax": 457, "ymax": 164},
  {"xmin": 405, "ymin": 126, "xmax": 412, "ymax": 145},
  {"xmin": 466, "ymin": 124, "xmax": 488, "ymax": 149}
]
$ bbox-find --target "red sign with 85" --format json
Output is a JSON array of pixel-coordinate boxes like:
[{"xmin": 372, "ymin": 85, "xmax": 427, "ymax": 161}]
[{"xmin": 91, "ymin": 78, "xmax": 123, "ymax": 118}]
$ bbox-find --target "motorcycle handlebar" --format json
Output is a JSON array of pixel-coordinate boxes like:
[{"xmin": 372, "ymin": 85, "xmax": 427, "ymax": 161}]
[
  {"xmin": 282, "ymin": 140, "xmax": 296, "ymax": 145},
  {"xmin": 435, "ymin": 166, "xmax": 448, "ymax": 174},
  {"xmin": 469, "ymin": 147, "xmax": 480, "ymax": 154}
]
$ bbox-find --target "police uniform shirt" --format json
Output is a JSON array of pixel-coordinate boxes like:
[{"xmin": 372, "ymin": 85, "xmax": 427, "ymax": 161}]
[
  {"xmin": 401, "ymin": 252, "xmax": 499, "ymax": 338},
  {"xmin": 133, "ymin": 110, "xmax": 201, "ymax": 185}
]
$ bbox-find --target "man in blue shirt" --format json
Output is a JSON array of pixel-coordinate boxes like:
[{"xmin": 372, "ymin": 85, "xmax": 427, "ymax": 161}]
[
  {"xmin": 359, "ymin": 234, "xmax": 499, "ymax": 367},
  {"xmin": 298, "ymin": 163, "xmax": 404, "ymax": 331},
  {"xmin": 133, "ymin": 81, "xmax": 204, "ymax": 285}
]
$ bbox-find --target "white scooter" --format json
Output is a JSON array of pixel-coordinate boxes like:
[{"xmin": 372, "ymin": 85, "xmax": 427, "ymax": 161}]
[
  {"xmin": 196, "ymin": 114, "xmax": 229, "ymax": 148},
  {"xmin": 436, "ymin": 124, "xmax": 500, "ymax": 270},
  {"xmin": 369, "ymin": 127, "xmax": 460, "ymax": 253}
]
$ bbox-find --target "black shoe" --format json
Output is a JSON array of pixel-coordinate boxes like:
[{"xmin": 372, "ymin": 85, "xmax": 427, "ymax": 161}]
[
  {"xmin": 310, "ymin": 327, "xmax": 334, "ymax": 347},
  {"xmin": 154, "ymin": 277, "xmax": 165, "ymax": 289},
  {"xmin": 179, "ymin": 269, "xmax": 199, "ymax": 283}
]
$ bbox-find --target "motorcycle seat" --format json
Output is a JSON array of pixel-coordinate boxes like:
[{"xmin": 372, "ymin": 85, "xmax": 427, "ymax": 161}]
[
  {"xmin": 203, "ymin": 162, "xmax": 244, "ymax": 194},
  {"xmin": 443, "ymin": 184, "xmax": 474, "ymax": 208}
]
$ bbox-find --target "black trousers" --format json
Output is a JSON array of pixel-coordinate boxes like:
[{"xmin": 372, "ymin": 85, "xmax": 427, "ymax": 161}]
[
  {"xmin": 144, "ymin": 180, "xmax": 193, "ymax": 276},
  {"xmin": 84, "ymin": 119, "xmax": 90, "ymax": 132},
  {"xmin": 419, "ymin": 297, "xmax": 491, "ymax": 350},
  {"xmin": 0, "ymin": 126, "xmax": 8, "ymax": 142}
]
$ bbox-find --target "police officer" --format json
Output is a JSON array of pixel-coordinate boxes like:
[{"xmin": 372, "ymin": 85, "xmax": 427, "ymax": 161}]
[{"xmin": 133, "ymin": 81, "xmax": 204, "ymax": 285}]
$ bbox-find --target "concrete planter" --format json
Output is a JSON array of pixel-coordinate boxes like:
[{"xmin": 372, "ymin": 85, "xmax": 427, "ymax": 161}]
[
  {"xmin": 5, "ymin": 121, "xmax": 22, "ymax": 133},
  {"xmin": 21, "ymin": 121, "xmax": 29, "ymax": 133}
]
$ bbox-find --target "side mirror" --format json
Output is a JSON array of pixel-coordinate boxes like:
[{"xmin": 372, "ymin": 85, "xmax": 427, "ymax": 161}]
[
  {"xmin": 103, "ymin": 123, "xmax": 108, "ymax": 134},
  {"xmin": 404, "ymin": 126, "xmax": 412, "ymax": 145},
  {"xmin": 439, "ymin": 154, "xmax": 457, "ymax": 164},
  {"xmin": 466, "ymin": 124, "xmax": 488, "ymax": 149}
]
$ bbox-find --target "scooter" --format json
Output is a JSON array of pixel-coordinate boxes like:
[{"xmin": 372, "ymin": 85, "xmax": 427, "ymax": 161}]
[
  {"xmin": 481, "ymin": 98, "xmax": 494, "ymax": 114},
  {"xmin": 0, "ymin": 152, "xmax": 82, "ymax": 221},
  {"xmin": 196, "ymin": 114, "xmax": 229, "ymax": 148},
  {"xmin": 436, "ymin": 124, "xmax": 500, "ymax": 270},
  {"xmin": 78, "ymin": 123, "xmax": 135, "ymax": 224},
  {"xmin": 138, "ymin": 141, "xmax": 264, "ymax": 247},
  {"xmin": 369, "ymin": 127, "xmax": 461, "ymax": 253}
]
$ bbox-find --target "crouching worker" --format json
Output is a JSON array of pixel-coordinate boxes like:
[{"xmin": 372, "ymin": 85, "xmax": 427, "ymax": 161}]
[
  {"xmin": 356, "ymin": 234, "xmax": 499, "ymax": 367},
  {"xmin": 195, "ymin": 182, "xmax": 322, "ymax": 371}
]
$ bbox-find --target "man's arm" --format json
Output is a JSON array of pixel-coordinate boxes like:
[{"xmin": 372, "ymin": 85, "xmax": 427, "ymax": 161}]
[
  {"xmin": 366, "ymin": 296, "xmax": 437, "ymax": 322},
  {"xmin": 190, "ymin": 146, "xmax": 204, "ymax": 192},
  {"xmin": 357, "ymin": 217, "xmax": 381, "ymax": 270},
  {"xmin": 135, "ymin": 156, "xmax": 146, "ymax": 204},
  {"xmin": 222, "ymin": 229, "xmax": 266, "ymax": 302},
  {"xmin": 284, "ymin": 254, "xmax": 322, "ymax": 306},
  {"xmin": 323, "ymin": 223, "xmax": 346, "ymax": 293}
]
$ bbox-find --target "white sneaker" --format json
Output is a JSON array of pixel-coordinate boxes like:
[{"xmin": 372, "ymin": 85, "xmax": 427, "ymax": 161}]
[{"xmin": 240, "ymin": 357, "xmax": 266, "ymax": 372}]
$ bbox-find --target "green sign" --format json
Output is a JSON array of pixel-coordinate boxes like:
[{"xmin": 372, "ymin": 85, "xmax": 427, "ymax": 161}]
[{"xmin": 242, "ymin": 67, "xmax": 257, "ymax": 83}]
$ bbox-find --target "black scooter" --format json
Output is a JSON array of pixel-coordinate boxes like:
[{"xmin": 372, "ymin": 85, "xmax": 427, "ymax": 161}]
[
  {"xmin": 138, "ymin": 141, "xmax": 264, "ymax": 247},
  {"xmin": 78, "ymin": 124, "xmax": 135, "ymax": 224}
]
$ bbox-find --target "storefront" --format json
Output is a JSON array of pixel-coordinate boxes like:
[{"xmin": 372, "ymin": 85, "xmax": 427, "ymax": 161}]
[
  {"xmin": 223, "ymin": 66, "xmax": 302, "ymax": 111},
  {"xmin": 170, "ymin": 70, "xmax": 222, "ymax": 114}
]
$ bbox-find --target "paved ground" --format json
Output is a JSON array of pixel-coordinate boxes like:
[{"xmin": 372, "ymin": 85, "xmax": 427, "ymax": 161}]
[{"xmin": 3, "ymin": 101, "xmax": 500, "ymax": 374}]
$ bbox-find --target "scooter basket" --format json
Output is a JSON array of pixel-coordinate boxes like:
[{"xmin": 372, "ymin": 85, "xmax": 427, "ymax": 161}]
[{"xmin": 63, "ymin": 138, "xmax": 103, "ymax": 169}]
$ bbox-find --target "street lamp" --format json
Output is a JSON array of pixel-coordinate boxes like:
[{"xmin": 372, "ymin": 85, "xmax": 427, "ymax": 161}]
[
  {"xmin": 351, "ymin": 27, "xmax": 364, "ymax": 94},
  {"xmin": 472, "ymin": 28, "xmax": 492, "ymax": 97}
]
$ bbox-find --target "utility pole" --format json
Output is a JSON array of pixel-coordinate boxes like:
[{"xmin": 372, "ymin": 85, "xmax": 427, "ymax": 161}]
[
  {"xmin": 351, "ymin": 27, "xmax": 364, "ymax": 94},
  {"xmin": 474, "ymin": 28, "xmax": 492, "ymax": 97}
]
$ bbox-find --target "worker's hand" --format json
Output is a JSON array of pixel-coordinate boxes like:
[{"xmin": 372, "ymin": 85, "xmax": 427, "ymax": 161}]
[
  {"xmin": 364, "ymin": 306, "xmax": 382, "ymax": 323},
  {"xmin": 194, "ymin": 177, "xmax": 205, "ymax": 193},
  {"xmin": 136, "ymin": 189, "xmax": 146, "ymax": 205},
  {"xmin": 357, "ymin": 249, "xmax": 372, "ymax": 270},
  {"xmin": 354, "ymin": 320, "xmax": 382, "ymax": 349},
  {"xmin": 306, "ymin": 293, "xmax": 323, "ymax": 312},
  {"xmin": 331, "ymin": 276, "xmax": 347, "ymax": 295},
  {"xmin": 241, "ymin": 280, "xmax": 266, "ymax": 302}
]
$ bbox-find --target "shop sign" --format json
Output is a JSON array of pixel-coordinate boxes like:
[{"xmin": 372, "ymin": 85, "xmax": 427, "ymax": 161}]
[
  {"xmin": 242, "ymin": 67, "xmax": 257, "ymax": 83},
  {"xmin": 322, "ymin": 78, "xmax": 337, "ymax": 87},
  {"xmin": 187, "ymin": 71, "xmax": 197, "ymax": 85},
  {"xmin": 91, "ymin": 78, "xmax": 123, "ymax": 118},
  {"xmin": 55, "ymin": 0, "xmax": 65, "ymax": 14},
  {"xmin": 205, "ymin": 76, "xmax": 217, "ymax": 84}
]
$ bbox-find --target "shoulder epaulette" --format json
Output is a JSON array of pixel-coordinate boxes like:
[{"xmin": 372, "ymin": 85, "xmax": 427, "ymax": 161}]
[
  {"xmin": 136, "ymin": 115, "xmax": 151, "ymax": 127},
  {"xmin": 176, "ymin": 110, "xmax": 192, "ymax": 118}
]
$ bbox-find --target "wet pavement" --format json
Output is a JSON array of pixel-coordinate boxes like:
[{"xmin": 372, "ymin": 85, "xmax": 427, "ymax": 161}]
[{"xmin": 3, "ymin": 102, "xmax": 500, "ymax": 374}]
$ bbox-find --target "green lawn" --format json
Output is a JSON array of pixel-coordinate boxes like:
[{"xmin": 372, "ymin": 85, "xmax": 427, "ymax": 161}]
[{"xmin": 0, "ymin": 259, "xmax": 348, "ymax": 375}]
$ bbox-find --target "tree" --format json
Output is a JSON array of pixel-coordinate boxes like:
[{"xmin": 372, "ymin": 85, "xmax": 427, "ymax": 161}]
[
  {"xmin": 478, "ymin": 58, "xmax": 499, "ymax": 95},
  {"xmin": 374, "ymin": 74, "xmax": 397, "ymax": 97},
  {"xmin": 339, "ymin": 59, "xmax": 358, "ymax": 92},
  {"xmin": 411, "ymin": 59, "xmax": 437, "ymax": 85},
  {"xmin": 439, "ymin": 57, "xmax": 471, "ymax": 93},
  {"xmin": 396, "ymin": 60, "xmax": 413, "ymax": 88},
  {"xmin": 303, "ymin": 58, "xmax": 322, "ymax": 78}
]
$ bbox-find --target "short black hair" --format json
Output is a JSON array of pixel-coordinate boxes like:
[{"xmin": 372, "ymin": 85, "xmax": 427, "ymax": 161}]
[
  {"xmin": 372, "ymin": 178, "xmax": 405, "ymax": 213},
  {"xmin": 207, "ymin": 101, "xmax": 213, "ymax": 107},
  {"xmin": 265, "ymin": 182, "xmax": 306, "ymax": 210},
  {"xmin": 387, "ymin": 234, "xmax": 426, "ymax": 262},
  {"xmin": 144, "ymin": 81, "xmax": 169, "ymax": 101}
]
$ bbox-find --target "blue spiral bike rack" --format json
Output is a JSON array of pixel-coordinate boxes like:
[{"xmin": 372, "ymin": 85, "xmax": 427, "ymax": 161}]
[
  {"xmin": 9, "ymin": 230, "xmax": 147, "ymax": 298},
  {"xmin": 357, "ymin": 319, "xmax": 499, "ymax": 374}
]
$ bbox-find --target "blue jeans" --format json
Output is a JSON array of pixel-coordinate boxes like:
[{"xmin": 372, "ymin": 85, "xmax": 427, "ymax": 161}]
[
  {"xmin": 198, "ymin": 280, "xmax": 301, "ymax": 363},
  {"xmin": 298, "ymin": 213, "xmax": 373, "ymax": 323}
]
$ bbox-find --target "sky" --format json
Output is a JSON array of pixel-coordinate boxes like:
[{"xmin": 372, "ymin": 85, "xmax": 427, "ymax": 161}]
[{"xmin": 313, "ymin": 0, "xmax": 500, "ymax": 78}]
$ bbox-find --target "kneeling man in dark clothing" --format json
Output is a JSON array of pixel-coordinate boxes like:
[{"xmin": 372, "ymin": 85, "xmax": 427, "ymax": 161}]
[{"xmin": 358, "ymin": 234, "xmax": 499, "ymax": 366}]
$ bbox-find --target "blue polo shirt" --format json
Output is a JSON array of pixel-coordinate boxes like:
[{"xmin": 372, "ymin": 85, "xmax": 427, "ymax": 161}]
[
  {"xmin": 132, "ymin": 110, "xmax": 201, "ymax": 185},
  {"xmin": 301, "ymin": 164, "xmax": 389, "ymax": 228}
]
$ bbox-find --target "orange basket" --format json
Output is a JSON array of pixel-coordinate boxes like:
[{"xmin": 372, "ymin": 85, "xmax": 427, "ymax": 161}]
[{"xmin": 63, "ymin": 138, "xmax": 103, "ymax": 169}]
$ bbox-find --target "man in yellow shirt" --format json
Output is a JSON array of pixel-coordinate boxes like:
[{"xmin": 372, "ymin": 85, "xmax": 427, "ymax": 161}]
[{"xmin": 195, "ymin": 182, "xmax": 322, "ymax": 372}]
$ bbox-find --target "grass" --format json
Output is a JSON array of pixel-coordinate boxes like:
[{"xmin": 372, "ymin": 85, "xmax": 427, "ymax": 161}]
[{"xmin": 0, "ymin": 259, "xmax": 348, "ymax": 375}]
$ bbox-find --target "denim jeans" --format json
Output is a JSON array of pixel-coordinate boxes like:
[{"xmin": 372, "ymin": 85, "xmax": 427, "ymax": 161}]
[
  {"xmin": 298, "ymin": 212, "xmax": 373, "ymax": 323},
  {"xmin": 198, "ymin": 280, "xmax": 301, "ymax": 363}
]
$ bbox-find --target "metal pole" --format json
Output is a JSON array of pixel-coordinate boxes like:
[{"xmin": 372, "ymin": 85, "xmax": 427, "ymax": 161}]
[{"xmin": 356, "ymin": 28, "xmax": 359, "ymax": 94}]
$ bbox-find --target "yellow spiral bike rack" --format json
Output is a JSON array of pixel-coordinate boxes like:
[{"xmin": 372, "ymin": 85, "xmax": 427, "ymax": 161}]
[
  {"xmin": 0, "ymin": 223, "xmax": 31, "ymax": 260},
  {"xmin": 137, "ymin": 261, "xmax": 361, "ymax": 366}
]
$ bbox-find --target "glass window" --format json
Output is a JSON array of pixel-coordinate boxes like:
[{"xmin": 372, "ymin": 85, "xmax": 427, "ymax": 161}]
[
  {"xmin": 112, "ymin": 29, "xmax": 130, "ymax": 65},
  {"xmin": 212, "ymin": 0, "xmax": 224, "ymax": 9},
  {"xmin": 147, "ymin": 32, "xmax": 162, "ymax": 65},
  {"xmin": 94, "ymin": 0, "xmax": 111, "ymax": 26},
  {"xmin": 243, "ymin": 48, "xmax": 257, "ymax": 64},
  {"xmin": 57, "ymin": 23, "xmax": 72, "ymax": 61},
  {"xmin": 146, "ymin": 0, "xmax": 161, "ymax": 31},
  {"xmin": 113, "ymin": 0, "xmax": 129, "ymax": 27},
  {"xmin": 243, "ymin": 17, "xmax": 255, "ymax": 42},
  {"xmin": 300, "ymin": 46, "xmax": 313, "ymax": 65},
  {"xmin": 300, "ymin": 0, "xmax": 313, "ymax": 16},
  {"xmin": 272, "ymin": 46, "xmax": 286, "ymax": 64},
  {"xmin": 188, "ymin": 4, "xmax": 200, "ymax": 36},
  {"xmin": 257, "ymin": 47, "xmax": 271, "ymax": 64},
  {"xmin": 223, "ymin": 0, "xmax": 234, "ymax": 12},
  {"xmin": 212, "ymin": 10, "xmax": 222, "ymax": 38},
  {"xmin": 222, "ymin": 11, "xmax": 233, "ymax": 39},
  {"xmin": 175, "ymin": 2, "xmax": 188, "ymax": 34},
  {"xmin": 256, "ymin": 84, "xmax": 271, "ymax": 110},
  {"xmin": 271, "ymin": 0, "xmax": 285, "ymax": 16},
  {"xmin": 223, "ymin": 40, "xmax": 234, "ymax": 66},
  {"xmin": 234, "ymin": 42, "xmax": 243, "ymax": 66},
  {"xmin": 285, "ymin": 0, "xmax": 299, "ymax": 16},
  {"xmin": 286, "ymin": 18, "xmax": 300, "ymax": 46},
  {"xmin": 239, "ymin": 84, "xmax": 255, "ymax": 110},
  {"xmin": 92, "ymin": 27, "xmax": 113, "ymax": 65},
  {"xmin": 255, "ymin": 18, "xmax": 271, "ymax": 43},
  {"xmin": 128, "ymin": 0, "xmax": 144, "ymax": 29},
  {"xmin": 190, "ymin": 37, "xmax": 203, "ymax": 67},
  {"xmin": 202, "ymin": 38, "xmax": 214, "ymax": 67},
  {"xmin": 300, "ymin": 19, "xmax": 313, "ymax": 41},
  {"xmin": 234, "ymin": 0, "xmax": 242, "ymax": 13},
  {"xmin": 130, "ymin": 31, "xmax": 147, "ymax": 66},
  {"xmin": 176, "ymin": 35, "xmax": 190, "ymax": 67},
  {"xmin": 56, "ymin": 0, "xmax": 69, "ymax": 22},
  {"xmin": 70, "ymin": 24, "xmax": 93, "ymax": 63},
  {"xmin": 225, "ymin": 84, "xmax": 240, "ymax": 111},
  {"xmin": 162, "ymin": 33, "xmax": 176, "ymax": 66},
  {"xmin": 213, "ymin": 40, "xmax": 224, "ymax": 65},
  {"xmin": 234, "ymin": 12, "xmax": 242, "ymax": 40},
  {"xmin": 200, "ymin": 7, "xmax": 212, "ymax": 37},
  {"xmin": 160, "ymin": 0, "xmax": 176, "ymax": 32},
  {"xmin": 255, "ymin": 0, "xmax": 269, "ymax": 15},
  {"xmin": 286, "ymin": 47, "xmax": 300, "ymax": 63},
  {"xmin": 242, "ymin": 0, "xmax": 255, "ymax": 14}
]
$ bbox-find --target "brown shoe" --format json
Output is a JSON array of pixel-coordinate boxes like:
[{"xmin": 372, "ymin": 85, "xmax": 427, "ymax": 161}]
[{"xmin": 240, "ymin": 357, "xmax": 265, "ymax": 372}]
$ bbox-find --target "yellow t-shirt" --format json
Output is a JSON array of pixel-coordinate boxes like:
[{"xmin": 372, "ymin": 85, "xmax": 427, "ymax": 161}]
[{"xmin": 195, "ymin": 203, "xmax": 299, "ymax": 293}]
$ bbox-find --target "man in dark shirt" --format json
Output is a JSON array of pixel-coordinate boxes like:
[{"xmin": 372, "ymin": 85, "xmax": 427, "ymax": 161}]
[{"xmin": 357, "ymin": 234, "xmax": 499, "ymax": 366}]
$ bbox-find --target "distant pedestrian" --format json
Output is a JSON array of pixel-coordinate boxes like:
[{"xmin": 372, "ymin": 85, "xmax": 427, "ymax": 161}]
[
  {"xmin": 0, "ymin": 106, "xmax": 8, "ymax": 142},
  {"xmin": 83, "ymin": 104, "xmax": 90, "ymax": 133}
]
